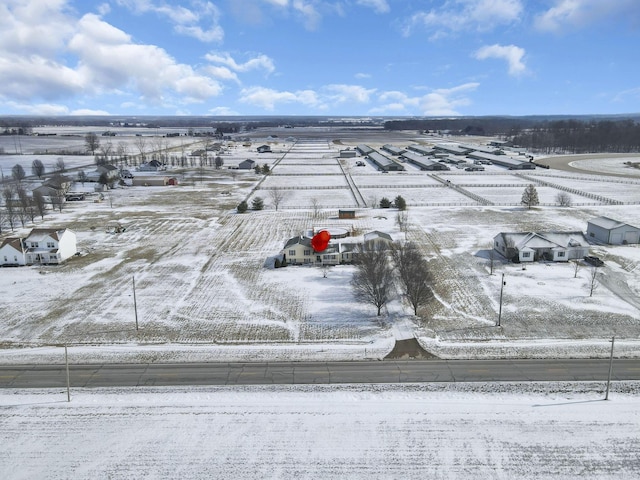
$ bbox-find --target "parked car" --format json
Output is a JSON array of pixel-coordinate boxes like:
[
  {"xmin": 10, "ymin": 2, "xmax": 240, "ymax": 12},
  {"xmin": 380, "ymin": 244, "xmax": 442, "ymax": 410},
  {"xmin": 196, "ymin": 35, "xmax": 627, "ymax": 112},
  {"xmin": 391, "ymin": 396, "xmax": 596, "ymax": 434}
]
[
  {"xmin": 584, "ymin": 256, "xmax": 604, "ymax": 267},
  {"xmin": 355, "ymin": 161, "xmax": 365, "ymax": 166}
]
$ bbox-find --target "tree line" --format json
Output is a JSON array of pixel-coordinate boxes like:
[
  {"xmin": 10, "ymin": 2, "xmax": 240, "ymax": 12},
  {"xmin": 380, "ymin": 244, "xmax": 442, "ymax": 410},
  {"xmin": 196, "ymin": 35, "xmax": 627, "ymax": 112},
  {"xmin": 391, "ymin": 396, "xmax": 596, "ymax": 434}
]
[{"xmin": 507, "ymin": 119, "xmax": 640, "ymax": 153}]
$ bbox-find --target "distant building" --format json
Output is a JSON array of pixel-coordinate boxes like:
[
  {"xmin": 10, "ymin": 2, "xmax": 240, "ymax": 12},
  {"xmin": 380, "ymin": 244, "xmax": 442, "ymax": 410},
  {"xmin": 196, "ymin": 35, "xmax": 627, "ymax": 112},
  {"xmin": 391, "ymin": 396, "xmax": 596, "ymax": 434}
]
[
  {"xmin": 338, "ymin": 210, "xmax": 356, "ymax": 219},
  {"xmin": 493, "ymin": 231, "xmax": 588, "ymax": 263},
  {"xmin": 257, "ymin": 145, "xmax": 272, "ymax": 153},
  {"xmin": 238, "ymin": 159, "xmax": 256, "ymax": 170}
]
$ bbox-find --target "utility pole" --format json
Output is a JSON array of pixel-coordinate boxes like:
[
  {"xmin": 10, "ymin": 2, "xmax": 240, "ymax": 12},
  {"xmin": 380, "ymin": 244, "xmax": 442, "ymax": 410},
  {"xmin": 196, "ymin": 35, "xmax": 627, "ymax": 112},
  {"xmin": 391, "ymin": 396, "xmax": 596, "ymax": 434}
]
[
  {"xmin": 497, "ymin": 273, "xmax": 506, "ymax": 327},
  {"xmin": 133, "ymin": 275, "xmax": 139, "ymax": 331},
  {"xmin": 605, "ymin": 336, "xmax": 615, "ymax": 400},
  {"xmin": 64, "ymin": 345, "xmax": 71, "ymax": 402}
]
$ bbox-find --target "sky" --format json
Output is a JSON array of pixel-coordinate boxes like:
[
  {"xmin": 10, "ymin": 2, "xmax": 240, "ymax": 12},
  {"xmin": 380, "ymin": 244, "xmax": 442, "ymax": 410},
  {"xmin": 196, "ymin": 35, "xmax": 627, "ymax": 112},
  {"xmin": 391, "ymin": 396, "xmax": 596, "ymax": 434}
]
[{"xmin": 1, "ymin": 0, "xmax": 640, "ymax": 117}]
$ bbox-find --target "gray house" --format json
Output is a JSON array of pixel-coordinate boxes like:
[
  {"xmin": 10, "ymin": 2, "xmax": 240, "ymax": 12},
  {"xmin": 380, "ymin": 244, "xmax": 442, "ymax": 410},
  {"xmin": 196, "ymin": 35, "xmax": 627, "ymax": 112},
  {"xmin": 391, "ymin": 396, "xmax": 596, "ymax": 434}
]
[
  {"xmin": 586, "ymin": 217, "xmax": 640, "ymax": 245},
  {"xmin": 494, "ymin": 231, "xmax": 589, "ymax": 263},
  {"xmin": 238, "ymin": 159, "xmax": 256, "ymax": 170}
]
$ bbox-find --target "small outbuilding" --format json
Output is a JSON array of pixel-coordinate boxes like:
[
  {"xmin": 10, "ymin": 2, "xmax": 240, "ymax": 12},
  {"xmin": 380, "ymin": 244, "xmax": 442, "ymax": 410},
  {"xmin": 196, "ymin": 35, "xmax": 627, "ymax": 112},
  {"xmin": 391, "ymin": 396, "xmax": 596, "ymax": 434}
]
[
  {"xmin": 587, "ymin": 217, "xmax": 640, "ymax": 245},
  {"xmin": 257, "ymin": 145, "xmax": 272, "ymax": 153},
  {"xmin": 238, "ymin": 159, "xmax": 256, "ymax": 170},
  {"xmin": 339, "ymin": 209, "xmax": 356, "ymax": 219}
]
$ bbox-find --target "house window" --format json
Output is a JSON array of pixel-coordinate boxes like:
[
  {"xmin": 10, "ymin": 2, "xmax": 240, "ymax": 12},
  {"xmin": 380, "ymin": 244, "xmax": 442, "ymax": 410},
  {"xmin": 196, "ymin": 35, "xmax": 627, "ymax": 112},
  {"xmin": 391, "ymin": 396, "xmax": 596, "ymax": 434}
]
[
  {"xmin": 13, "ymin": 256, "xmax": 17, "ymax": 262},
  {"xmin": 304, "ymin": 249, "xmax": 311, "ymax": 256},
  {"xmin": 3, "ymin": 256, "xmax": 6, "ymax": 262},
  {"xmin": 557, "ymin": 251, "xmax": 565, "ymax": 257},
  {"xmin": 589, "ymin": 232, "xmax": 595, "ymax": 237},
  {"xmin": 47, "ymin": 242, "xmax": 55, "ymax": 248},
  {"xmin": 522, "ymin": 252, "xmax": 531, "ymax": 258},
  {"xmin": 288, "ymin": 250, "xmax": 295, "ymax": 256},
  {"xmin": 32, "ymin": 242, "xmax": 39, "ymax": 248}
]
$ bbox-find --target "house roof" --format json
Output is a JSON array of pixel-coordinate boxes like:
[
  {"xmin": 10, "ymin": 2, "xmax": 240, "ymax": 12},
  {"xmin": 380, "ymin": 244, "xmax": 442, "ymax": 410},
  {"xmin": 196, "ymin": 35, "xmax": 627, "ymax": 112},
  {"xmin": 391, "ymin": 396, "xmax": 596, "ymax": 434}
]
[
  {"xmin": 27, "ymin": 228, "xmax": 73, "ymax": 243},
  {"xmin": 284, "ymin": 236, "xmax": 312, "ymax": 249},
  {"xmin": 364, "ymin": 231, "xmax": 393, "ymax": 242},
  {"xmin": 498, "ymin": 231, "xmax": 587, "ymax": 250},
  {"xmin": 588, "ymin": 216, "xmax": 636, "ymax": 231},
  {"xmin": 0, "ymin": 237, "xmax": 24, "ymax": 252},
  {"xmin": 43, "ymin": 175, "xmax": 73, "ymax": 189}
]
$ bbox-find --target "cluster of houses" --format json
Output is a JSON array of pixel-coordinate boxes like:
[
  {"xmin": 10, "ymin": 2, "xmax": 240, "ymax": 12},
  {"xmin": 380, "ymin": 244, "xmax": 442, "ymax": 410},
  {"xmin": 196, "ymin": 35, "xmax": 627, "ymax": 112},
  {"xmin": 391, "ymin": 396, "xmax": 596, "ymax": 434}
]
[
  {"xmin": 493, "ymin": 216, "xmax": 640, "ymax": 263},
  {"xmin": 267, "ymin": 215, "xmax": 639, "ymax": 269},
  {"xmin": 0, "ymin": 228, "xmax": 77, "ymax": 266}
]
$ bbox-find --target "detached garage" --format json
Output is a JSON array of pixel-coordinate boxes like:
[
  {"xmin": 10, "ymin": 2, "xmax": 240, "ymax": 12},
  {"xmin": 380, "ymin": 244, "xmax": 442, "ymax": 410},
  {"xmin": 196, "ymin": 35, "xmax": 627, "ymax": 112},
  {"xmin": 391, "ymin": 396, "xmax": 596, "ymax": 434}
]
[{"xmin": 587, "ymin": 216, "xmax": 640, "ymax": 245}]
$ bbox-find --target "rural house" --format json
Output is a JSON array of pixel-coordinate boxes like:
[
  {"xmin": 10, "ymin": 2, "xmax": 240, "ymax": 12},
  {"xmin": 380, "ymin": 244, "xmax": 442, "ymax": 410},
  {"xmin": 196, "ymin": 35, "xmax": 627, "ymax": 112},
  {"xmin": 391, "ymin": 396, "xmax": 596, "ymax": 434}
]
[
  {"xmin": 493, "ymin": 231, "xmax": 588, "ymax": 263},
  {"xmin": 257, "ymin": 145, "xmax": 272, "ymax": 153},
  {"xmin": 0, "ymin": 237, "xmax": 27, "ymax": 266},
  {"xmin": 238, "ymin": 159, "xmax": 256, "ymax": 170},
  {"xmin": 24, "ymin": 228, "xmax": 77, "ymax": 265},
  {"xmin": 586, "ymin": 216, "xmax": 640, "ymax": 245},
  {"xmin": 1, "ymin": 228, "xmax": 77, "ymax": 266},
  {"xmin": 282, "ymin": 236, "xmax": 314, "ymax": 265}
]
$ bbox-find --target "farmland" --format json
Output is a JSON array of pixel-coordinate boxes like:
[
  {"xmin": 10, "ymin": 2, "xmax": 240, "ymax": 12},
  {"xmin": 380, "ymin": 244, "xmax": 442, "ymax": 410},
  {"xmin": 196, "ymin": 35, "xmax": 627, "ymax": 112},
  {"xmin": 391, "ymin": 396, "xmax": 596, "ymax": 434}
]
[{"xmin": 2, "ymin": 126, "xmax": 640, "ymax": 362}]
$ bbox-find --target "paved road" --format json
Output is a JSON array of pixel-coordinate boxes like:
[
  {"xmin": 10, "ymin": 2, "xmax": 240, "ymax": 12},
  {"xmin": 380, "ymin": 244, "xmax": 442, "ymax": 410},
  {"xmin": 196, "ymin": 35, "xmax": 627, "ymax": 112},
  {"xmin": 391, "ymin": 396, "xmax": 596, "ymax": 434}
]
[{"xmin": 1, "ymin": 359, "xmax": 639, "ymax": 388}]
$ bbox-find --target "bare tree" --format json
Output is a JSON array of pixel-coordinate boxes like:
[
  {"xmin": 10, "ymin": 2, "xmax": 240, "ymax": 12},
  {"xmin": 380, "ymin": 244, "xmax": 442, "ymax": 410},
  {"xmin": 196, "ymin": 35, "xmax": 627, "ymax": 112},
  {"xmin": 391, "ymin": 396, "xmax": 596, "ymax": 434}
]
[
  {"xmin": 351, "ymin": 246, "xmax": 394, "ymax": 316},
  {"xmin": 16, "ymin": 187, "xmax": 31, "ymax": 227},
  {"xmin": 50, "ymin": 188, "xmax": 65, "ymax": 213},
  {"xmin": 215, "ymin": 156, "xmax": 224, "ymax": 169},
  {"xmin": 2, "ymin": 186, "xmax": 16, "ymax": 231},
  {"xmin": 310, "ymin": 197, "xmax": 321, "ymax": 219},
  {"xmin": 555, "ymin": 191, "xmax": 572, "ymax": 207},
  {"xmin": 31, "ymin": 159, "xmax": 45, "ymax": 179},
  {"xmin": 391, "ymin": 242, "xmax": 433, "ymax": 315},
  {"xmin": 134, "ymin": 136, "xmax": 147, "ymax": 162},
  {"xmin": 521, "ymin": 184, "xmax": 539, "ymax": 209},
  {"xmin": 116, "ymin": 141, "xmax": 128, "ymax": 166},
  {"xmin": 395, "ymin": 210, "xmax": 409, "ymax": 234},
  {"xmin": 85, "ymin": 132, "xmax": 100, "ymax": 155},
  {"xmin": 573, "ymin": 259, "xmax": 580, "ymax": 278},
  {"xmin": 54, "ymin": 157, "xmax": 66, "ymax": 173},
  {"xmin": 269, "ymin": 187, "xmax": 288, "ymax": 211},
  {"xmin": 489, "ymin": 247, "xmax": 496, "ymax": 275},
  {"xmin": 33, "ymin": 190, "xmax": 47, "ymax": 220}
]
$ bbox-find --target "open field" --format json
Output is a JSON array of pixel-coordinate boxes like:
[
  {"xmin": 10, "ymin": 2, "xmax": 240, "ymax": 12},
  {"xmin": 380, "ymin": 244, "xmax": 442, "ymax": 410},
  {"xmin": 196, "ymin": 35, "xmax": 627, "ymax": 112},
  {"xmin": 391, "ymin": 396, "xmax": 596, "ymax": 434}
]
[
  {"xmin": 1, "ymin": 382, "xmax": 639, "ymax": 480},
  {"xmin": 2, "ymin": 128, "xmax": 640, "ymax": 362}
]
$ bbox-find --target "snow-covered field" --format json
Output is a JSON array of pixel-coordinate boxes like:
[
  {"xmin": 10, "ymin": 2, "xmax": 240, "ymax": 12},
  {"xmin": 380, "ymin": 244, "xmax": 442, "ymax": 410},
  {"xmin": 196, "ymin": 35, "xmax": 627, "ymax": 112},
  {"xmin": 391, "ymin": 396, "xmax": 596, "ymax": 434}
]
[
  {"xmin": 1, "ymin": 382, "xmax": 639, "ymax": 479},
  {"xmin": 2, "ymin": 130, "xmax": 640, "ymax": 364}
]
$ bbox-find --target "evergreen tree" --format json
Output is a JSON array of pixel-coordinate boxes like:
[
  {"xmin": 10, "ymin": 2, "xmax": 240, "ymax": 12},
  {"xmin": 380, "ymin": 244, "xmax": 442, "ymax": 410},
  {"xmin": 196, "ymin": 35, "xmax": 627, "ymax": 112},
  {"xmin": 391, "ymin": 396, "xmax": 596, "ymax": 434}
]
[
  {"xmin": 251, "ymin": 197, "xmax": 264, "ymax": 210},
  {"xmin": 521, "ymin": 184, "xmax": 539, "ymax": 209},
  {"xmin": 394, "ymin": 195, "xmax": 407, "ymax": 210},
  {"xmin": 379, "ymin": 197, "xmax": 392, "ymax": 208},
  {"xmin": 237, "ymin": 200, "xmax": 248, "ymax": 213}
]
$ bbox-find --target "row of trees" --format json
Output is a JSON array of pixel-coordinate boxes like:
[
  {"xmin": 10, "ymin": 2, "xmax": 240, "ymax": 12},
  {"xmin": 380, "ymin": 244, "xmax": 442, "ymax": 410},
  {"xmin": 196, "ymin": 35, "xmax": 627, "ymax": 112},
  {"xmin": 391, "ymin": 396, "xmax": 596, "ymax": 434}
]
[
  {"xmin": 351, "ymin": 242, "xmax": 433, "ymax": 316},
  {"xmin": 508, "ymin": 119, "xmax": 640, "ymax": 153}
]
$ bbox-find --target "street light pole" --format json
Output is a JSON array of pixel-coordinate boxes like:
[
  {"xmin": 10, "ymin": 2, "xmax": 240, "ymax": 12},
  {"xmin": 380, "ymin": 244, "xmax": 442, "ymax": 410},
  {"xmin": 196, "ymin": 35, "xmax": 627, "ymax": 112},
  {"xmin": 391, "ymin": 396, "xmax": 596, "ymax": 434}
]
[
  {"xmin": 132, "ymin": 275, "xmax": 139, "ymax": 331},
  {"xmin": 497, "ymin": 273, "xmax": 506, "ymax": 327},
  {"xmin": 605, "ymin": 336, "xmax": 615, "ymax": 400}
]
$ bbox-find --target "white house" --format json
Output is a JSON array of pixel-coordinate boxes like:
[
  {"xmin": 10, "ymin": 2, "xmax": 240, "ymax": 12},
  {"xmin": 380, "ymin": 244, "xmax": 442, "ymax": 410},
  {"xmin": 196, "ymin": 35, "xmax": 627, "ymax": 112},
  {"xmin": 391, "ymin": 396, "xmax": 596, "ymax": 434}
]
[
  {"xmin": 586, "ymin": 216, "xmax": 640, "ymax": 245},
  {"xmin": 24, "ymin": 228, "xmax": 77, "ymax": 265},
  {"xmin": 0, "ymin": 237, "xmax": 27, "ymax": 266},
  {"xmin": 494, "ymin": 232, "xmax": 588, "ymax": 263},
  {"xmin": 279, "ymin": 231, "xmax": 393, "ymax": 266},
  {"xmin": 283, "ymin": 236, "xmax": 314, "ymax": 265}
]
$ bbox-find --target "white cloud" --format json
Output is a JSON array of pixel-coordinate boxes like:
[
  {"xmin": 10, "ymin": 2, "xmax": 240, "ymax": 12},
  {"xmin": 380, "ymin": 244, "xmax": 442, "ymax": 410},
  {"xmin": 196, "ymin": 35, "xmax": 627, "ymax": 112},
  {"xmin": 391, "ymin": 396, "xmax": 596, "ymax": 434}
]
[
  {"xmin": 239, "ymin": 86, "xmax": 321, "ymax": 110},
  {"xmin": 5, "ymin": 101, "xmax": 71, "ymax": 116},
  {"xmin": 293, "ymin": 0, "xmax": 322, "ymax": 30},
  {"xmin": 355, "ymin": 73, "xmax": 372, "ymax": 79},
  {"xmin": 474, "ymin": 44, "xmax": 527, "ymax": 76},
  {"xmin": 205, "ymin": 52, "xmax": 276, "ymax": 75},
  {"xmin": 72, "ymin": 108, "xmax": 112, "ymax": 115},
  {"xmin": 356, "ymin": 0, "xmax": 390, "ymax": 14},
  {"xmin": 323, "ymin": 84, "xmax": 377, "ymax": 104},
  {"xmin": 535, "ymin": 0, "xmax": 639, "ymax": 32},
  {"xmin": 404, "ymin": 0, "xmax": 523, "ymax": 37},
  {"xmin": 374, "ymin": 83, "xmax": 480, "ymax": 115},
  {"xmin": 66, "ymin": 13, "xmax": 222, "ymax": 102},
  {"xmin": 116, "ymin": 0, "xmax": 224, "ymax": 42},
  {"xmin": 208, "ymin": 106, "xmax": 241, "ymax": 115}
]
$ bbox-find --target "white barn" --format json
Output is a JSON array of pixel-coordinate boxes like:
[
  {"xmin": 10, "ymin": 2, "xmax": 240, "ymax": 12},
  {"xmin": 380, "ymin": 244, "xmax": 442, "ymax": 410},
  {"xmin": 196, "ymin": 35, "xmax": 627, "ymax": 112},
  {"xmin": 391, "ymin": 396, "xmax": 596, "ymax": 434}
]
[{"xmin": 586, "ymin": 217, "xmax": 640, "ymax": 245}]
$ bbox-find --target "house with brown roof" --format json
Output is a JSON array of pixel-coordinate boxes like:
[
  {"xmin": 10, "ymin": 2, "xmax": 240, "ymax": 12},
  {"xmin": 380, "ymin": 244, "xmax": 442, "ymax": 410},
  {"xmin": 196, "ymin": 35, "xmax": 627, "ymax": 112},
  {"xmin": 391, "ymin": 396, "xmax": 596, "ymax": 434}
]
[
  {"xmin": 23, "ymin": 228, "xmax": 77, "ymax": 265},
  {"xmin": 0, "ymin": 237, "xmax": 27, "ymax": 266}
]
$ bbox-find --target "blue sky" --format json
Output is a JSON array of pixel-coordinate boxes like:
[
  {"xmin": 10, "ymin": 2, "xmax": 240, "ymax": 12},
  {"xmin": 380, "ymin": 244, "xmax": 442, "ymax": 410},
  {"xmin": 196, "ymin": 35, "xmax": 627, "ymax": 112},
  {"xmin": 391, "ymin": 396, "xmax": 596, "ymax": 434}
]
[{"xmin": 1, "ymin": 0, "xmax": 640, "ymax": 117}]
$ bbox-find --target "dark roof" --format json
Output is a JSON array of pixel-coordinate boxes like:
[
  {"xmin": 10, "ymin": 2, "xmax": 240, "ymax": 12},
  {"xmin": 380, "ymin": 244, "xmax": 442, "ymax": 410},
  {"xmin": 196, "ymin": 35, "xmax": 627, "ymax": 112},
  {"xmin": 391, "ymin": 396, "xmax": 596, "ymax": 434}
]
[{"xmin": 284, "ymin": 236, "xmax": 312, "ymax": 249}]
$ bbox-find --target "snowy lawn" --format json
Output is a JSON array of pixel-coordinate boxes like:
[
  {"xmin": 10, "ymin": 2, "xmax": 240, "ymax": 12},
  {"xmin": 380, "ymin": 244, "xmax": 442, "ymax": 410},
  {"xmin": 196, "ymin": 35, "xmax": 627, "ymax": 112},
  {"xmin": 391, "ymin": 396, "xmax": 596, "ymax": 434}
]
[{"xmin": 0, "ymin": 382, "xmax": 639, "ymax": 480}]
